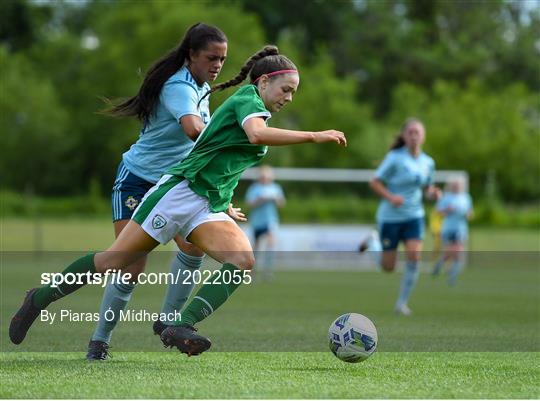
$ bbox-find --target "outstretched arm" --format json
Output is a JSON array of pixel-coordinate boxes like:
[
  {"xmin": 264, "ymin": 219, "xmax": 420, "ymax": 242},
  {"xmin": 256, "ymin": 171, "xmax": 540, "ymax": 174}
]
[{"xmin": 243, "ymin": 117, "xmax": 346, "ymax": 147}]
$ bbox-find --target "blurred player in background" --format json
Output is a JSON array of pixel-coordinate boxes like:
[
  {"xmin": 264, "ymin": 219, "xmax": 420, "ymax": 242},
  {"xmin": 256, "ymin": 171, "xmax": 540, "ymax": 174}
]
[
  {"xmin": 432, "ymin": 176, "xmax": 473, "ymax": 286},
  {"xmin": 88, "ymin": 23, "xmax": 228, "ymax": 360},
  {"xmin": 366, "ymin": 118, "xmax": 441, "ymax": 316},
  {"xmin": 246, "ymin": 166, "xmax": 285, "ymax": 281}
]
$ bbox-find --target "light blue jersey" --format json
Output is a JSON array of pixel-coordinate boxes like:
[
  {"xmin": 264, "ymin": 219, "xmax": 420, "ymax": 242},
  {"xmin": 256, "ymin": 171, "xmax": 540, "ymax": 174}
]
[
  {"xmin": 375, "ymin": 147, "xmax": 435, "ymax": 223},
  {"xmin": 122, "ymin": 66, "xmax": 210, "ymax": 183},
  {"xmin": 437, "ymin": 192, "xmax": 472, "ymax": 235},
  {"xmin": 245, "ymin": 182, "xmax": 285, "ymax": 230}
]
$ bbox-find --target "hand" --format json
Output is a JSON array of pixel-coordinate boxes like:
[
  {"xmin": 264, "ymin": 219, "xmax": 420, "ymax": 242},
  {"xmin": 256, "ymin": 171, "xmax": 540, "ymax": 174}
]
[
  {"xmin": 426, "ymin": 186, "xmax": 442, "ymax": 201},
  {"xmin": 314, "ymin": 130, "xmax": 347, "ymax": 147},
  {"xmin": 227, "ymin": 203, "xmax": 247, "ymax": 222},
  {"xmin": 389, "ymin": 194, "xmax": 405, "ymax": 207}
]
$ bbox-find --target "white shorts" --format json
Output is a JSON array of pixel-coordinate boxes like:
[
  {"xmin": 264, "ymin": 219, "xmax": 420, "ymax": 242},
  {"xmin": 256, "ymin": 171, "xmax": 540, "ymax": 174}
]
[{"xmin": 132, "ymin": 175, "xmax": 233, "ymax": 244}]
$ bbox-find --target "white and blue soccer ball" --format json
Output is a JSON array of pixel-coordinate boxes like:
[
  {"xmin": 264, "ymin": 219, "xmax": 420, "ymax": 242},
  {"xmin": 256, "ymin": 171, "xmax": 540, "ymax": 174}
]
[{"xmin": 328, "ymin": 313, "xmax": 378, "ymax": 363}]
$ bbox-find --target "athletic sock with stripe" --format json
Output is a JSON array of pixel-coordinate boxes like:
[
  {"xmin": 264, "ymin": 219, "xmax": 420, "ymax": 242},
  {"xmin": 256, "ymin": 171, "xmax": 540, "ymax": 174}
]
[{"xmin": 175, "ymin": 263, "xmax": 242, "ymax": 326}]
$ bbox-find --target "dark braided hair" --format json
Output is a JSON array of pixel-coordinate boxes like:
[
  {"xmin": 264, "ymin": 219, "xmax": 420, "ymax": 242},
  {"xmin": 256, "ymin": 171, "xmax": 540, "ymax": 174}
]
[
  {"xmin": 390, "ymin": 117, "xmax": 424, "ymax": 150},
  {"xmin": 104, "ymin": 23, "xmax": 227, "ymax": 122},
  {"xmin": 198, "ymin": 45, "xmax": 297, "ymax": 106}
]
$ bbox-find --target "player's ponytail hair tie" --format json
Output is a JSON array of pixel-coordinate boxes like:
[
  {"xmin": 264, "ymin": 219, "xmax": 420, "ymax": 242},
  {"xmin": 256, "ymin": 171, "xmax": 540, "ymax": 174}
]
[
  {"xmin": 253, "ymin": 69, "xmax": 299, "ymax": 83},
  {"xmin": 198, "ymin": 46, "xmax": 297, "ymax": 108}
]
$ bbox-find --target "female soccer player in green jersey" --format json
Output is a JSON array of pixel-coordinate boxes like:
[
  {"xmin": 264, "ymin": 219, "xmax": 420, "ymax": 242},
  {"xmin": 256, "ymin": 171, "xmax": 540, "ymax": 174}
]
[{"xmin": 10, "ymin": 45, "xmax": 346, "ymax": 356}]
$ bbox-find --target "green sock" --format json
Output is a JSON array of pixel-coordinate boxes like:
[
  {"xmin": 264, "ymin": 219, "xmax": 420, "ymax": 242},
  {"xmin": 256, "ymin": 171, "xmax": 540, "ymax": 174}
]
[
  {"xmin": 176, "ymin": 263, "xmax": 243, "ymax": 326},
  {"xmin": 32, "ymin": 253, "xmax": 97, "ymax": 309}
]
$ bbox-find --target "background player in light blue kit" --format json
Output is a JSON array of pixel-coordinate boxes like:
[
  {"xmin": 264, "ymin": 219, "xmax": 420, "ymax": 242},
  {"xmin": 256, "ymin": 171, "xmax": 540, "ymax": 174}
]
[
  {"xmin": 369, "ymin": 118, "xmax": 441, "ymax": 315},
  {"xmin": 432, "ymin": 176, "xmax": 473, "ymax": 285},
  {"xmin": 246, "ymin": 165, "xmax": 285, "ymax": 280},
  {"xmin": 87, "ymin": 23, "xmax": 228, "ymax": 360}
]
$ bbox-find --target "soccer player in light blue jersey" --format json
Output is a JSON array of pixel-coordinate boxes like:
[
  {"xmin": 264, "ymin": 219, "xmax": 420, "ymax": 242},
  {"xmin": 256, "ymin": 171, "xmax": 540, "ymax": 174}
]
[
  {"xmin": 369, "ymin": 118, "xmax": 441, "ymax": 316},
  {"xmin": 88, "ymin": 23, "xmax": 228, "ymax": 360},
  {"xmin": 432, "ymin": 176, "xmax": 473, "ymax": 285},
  {"xmin": 246, "ymin": 165, "xmax": 285, "ymax": 280}
]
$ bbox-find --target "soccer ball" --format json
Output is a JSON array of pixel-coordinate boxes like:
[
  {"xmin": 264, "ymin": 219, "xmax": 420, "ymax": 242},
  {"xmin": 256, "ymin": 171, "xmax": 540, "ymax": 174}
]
[{"xmin": 328, "ymin": 313, "xmax": 378, "ymax": 363}]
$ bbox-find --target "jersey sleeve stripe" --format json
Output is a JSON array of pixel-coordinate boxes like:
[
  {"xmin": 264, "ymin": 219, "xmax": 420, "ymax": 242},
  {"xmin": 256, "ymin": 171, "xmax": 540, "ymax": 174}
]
[{"xmin": 241, "ymin": 112, "xmax": 272, "ymax": 128}]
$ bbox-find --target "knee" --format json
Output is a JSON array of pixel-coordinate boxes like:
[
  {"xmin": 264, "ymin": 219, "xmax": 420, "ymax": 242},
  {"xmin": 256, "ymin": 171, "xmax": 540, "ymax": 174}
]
[
  {"xmin": 226, "ymin": 252, "xmax": 255, "ymax": 270},
  {"xmin": 185, "ymin": 246, "xmax": 205, "ymax": 258},
  {"xmin": 406, "ymin": 252, "xmax": 421, "ymax": 263},
  {"xmin": 93, "ymin": 252, "xmax": 146, "ymax": 279},
  {"xmin": 94, "ymin": 253, "xmax": 111, "ymax": 273},
  {"xmin": 175, "ymin": 238, "xmax": 205, "ymax": 257},
  {"xmin": 238, "ymin": 253, "xmax": 256, "ymax": 270},
  {"xmin": 381, "ymin": 255, "xmax": 396, "ymax": 272},
  {"xmin": 381, "ymin": 264, "xmax": 395, "ymax": 273}
]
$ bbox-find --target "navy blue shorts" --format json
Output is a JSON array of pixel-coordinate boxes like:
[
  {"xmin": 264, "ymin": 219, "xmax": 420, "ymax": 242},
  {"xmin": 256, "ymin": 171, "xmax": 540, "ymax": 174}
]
[
  {"xmin": 111, "ymin": 161, "xmax": 154, "ymax": 222},
  {"xmin": 253, "ymin": 226, "xmax": 270, "ymax": 241},
  {"xmin": 379, "ymin": 218, "xmax": 424, "ymax": 251},
  {"xmin": 441, "ymin": 229, "xmax": 467, "ymax": 244}
]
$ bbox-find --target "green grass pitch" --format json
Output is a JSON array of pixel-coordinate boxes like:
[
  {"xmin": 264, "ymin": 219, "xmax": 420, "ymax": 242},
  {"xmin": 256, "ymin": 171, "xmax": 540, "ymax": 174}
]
[
  {"xmin": 1, "ymin": 219, "xmax": 539, "ymax": 398},
  {"xmin": 1, "ymin": 352, "xmax": 538, "ymax": 398}
]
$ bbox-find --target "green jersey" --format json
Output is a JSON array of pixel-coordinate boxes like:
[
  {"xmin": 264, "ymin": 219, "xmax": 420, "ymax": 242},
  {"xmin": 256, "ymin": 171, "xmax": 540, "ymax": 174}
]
[{"xmin": 167, "ymin": 85, "xmax": 271, "ymax": 212}]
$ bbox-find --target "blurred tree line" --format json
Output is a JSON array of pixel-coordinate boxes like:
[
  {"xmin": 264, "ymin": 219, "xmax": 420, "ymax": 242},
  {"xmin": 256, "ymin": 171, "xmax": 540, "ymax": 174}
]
[{"xmin": 1, "ymin": 0, "xmax": 539, "ymax": 203}]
